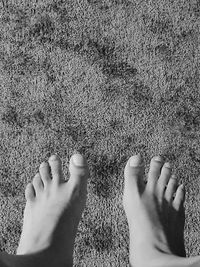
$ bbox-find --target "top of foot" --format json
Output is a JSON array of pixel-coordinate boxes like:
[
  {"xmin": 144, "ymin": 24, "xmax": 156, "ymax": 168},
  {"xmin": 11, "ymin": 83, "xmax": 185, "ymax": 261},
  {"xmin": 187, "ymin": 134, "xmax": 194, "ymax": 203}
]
[
  {"xmin": 123, "ymin": 154, "xmax": 186, "ymax": 267},
  {"xmin": 17, "ymin": 153, "xmax": 90, "ymax": 267}
]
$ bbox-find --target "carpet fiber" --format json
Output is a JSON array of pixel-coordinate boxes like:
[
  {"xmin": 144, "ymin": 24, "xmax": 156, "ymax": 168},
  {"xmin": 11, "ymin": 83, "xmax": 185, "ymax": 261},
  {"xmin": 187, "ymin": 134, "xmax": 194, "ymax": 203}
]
[{"xmin": 0, "ymin": 0, "xmax": 200, "ymax": 266}]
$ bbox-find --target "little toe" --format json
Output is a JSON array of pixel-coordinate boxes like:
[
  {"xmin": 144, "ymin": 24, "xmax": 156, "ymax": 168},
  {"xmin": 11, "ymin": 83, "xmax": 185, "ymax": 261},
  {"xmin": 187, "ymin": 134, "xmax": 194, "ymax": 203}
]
[
  {"xmin": 146, "ymin": 156, "xmax": 164, "ymax": 192},
  {"xmin": 156, "ymin": 162, "xmax": 172, "ymax": 200},
  {"xmin": 32, "ymin": 173, "xmax": 44, "ymax": 196},
  {"xmin": 173, "ymin": 184, "xmax": 185, "ymax": 211},
  {"xmin": 48, "ymin": 154, "xmax": 65, "ymax": 185},
  {"xmin": 123, "ymin": 154, "xmax": 145, "ymax": 196},
  {"xmin": 39, "ymin": 161, "xmax": 52, "ymax": 186},
  {"xmin": 25, "ymin": 183, "xmax": 35, "ymax": 201},
  {"xmin": 68, "ymin": 153, "xmax": 89, "ymax": 189},
  {"xmin": 165, "ymin": 176, "xmax": 178, "ymax": 204}
]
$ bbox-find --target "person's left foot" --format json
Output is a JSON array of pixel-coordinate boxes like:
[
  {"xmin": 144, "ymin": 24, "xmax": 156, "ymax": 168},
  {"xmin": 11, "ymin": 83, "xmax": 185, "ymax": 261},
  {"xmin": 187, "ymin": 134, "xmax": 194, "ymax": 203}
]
[{"xmin": 16, "ymin": 153, "xmax": 90, "ymax": 267}]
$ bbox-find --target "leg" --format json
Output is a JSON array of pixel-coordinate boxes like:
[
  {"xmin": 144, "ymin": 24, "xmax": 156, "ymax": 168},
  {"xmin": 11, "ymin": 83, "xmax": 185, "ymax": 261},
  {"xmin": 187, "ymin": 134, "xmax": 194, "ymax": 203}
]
[
  {"xmin": 0, "ymin": 255, "xmax": 9, "ymax": 267},
  {"xmin": 123, "ymin": 154, "xmax": 200, "ymax": 267},
  {"xmin": 0, "ymin": 153, "xmax": 89, "ymax": 267}
]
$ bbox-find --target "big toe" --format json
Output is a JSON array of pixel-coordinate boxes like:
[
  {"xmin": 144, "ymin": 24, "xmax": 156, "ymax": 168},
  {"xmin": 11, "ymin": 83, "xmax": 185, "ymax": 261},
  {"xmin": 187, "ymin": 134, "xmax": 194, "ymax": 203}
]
[
  {"xmin": 68, "ymin": 153, "xmax": 89, "ymax": 189},
  {"xmin": 123, "ymin": 154, "xmax": 145, "ymax": 197}
]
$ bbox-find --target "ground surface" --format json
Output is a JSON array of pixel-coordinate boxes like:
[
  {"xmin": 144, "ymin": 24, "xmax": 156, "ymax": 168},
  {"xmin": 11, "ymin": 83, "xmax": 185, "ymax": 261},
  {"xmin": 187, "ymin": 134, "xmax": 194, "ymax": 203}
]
[{"xmin": 0, "ymin": 0, "xmax": 200, "ymax": 266}]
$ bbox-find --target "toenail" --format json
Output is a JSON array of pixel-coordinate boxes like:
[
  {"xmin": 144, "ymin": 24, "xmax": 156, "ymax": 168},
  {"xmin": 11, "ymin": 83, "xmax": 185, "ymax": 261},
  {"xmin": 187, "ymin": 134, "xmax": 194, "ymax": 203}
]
[
  {"xmin": 164, "ymin": 162, "xmax": 171, "ymax": 168},
  {"xmin": 40, "ymin": 162, "xmax": 48, "ymax": 168},
  {"xmin": 154, "ymin": 156, "xmax": 163, "ymax": 162},
  {"xmin": 72, "ymin": 154, "xmax": 87, "ymax": 166},
  {"xmin": 179, "ymin": 184, "xmax": 184, "ymax": 190},
  {"xmin": 171, "ymin": 174, "xmax": 177, "ymax": 180},
  {"xmin": 129, "ymin": 154, "xmax": 143, "ymax": 167},
  {"xmin": 49, "ymin": 154, "xmax": 58, "ymax": 161}
]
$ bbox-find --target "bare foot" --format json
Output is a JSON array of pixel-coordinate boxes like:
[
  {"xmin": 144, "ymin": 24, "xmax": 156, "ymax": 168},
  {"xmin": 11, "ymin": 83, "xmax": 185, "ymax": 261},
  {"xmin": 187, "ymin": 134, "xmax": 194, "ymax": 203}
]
[
  {"xmin": 123, "ymin": 154, "xmax": 186, "ymax": 267},
  {"xmin": 16, "ymin": 153, "xmax": 89, "ymax": 267}
]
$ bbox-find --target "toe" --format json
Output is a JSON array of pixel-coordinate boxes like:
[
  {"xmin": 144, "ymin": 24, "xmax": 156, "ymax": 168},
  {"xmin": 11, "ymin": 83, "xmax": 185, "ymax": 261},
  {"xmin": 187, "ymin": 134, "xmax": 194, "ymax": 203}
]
[
  {"xmin": 156, "ymin": 162, "xmax": 172, "ymax": 200},
  {"xmin": 48, "ymin": 154, "xmax": 64, "ymax": 184},
  {"xmin": 123, "ymin": 154, "xmax": 145, "ymax": 196},
  {"xmin": 68, "ymin": 153, "xmax": 89, "ymax": 189},
  {"xmin": 165, "ymin": 176, "xmax": 178, "ymax": 204},
  {"xmin": 32, "ymin": 173, "xmax": 44, "ymax": 196},
  {"xmin": 173, "ymin": 184, "xmax": 185, "ymax": 211},
  {"xmin": 25, "ymin": 182, "xmax": 35, "ymax": 201},
  {"xmin": 146, "ymin": 156, "xmax": 164, "ymax": 192},
  {"xmin": 39, "ymin": 161, "xmax": 52, "ymax": 186}
]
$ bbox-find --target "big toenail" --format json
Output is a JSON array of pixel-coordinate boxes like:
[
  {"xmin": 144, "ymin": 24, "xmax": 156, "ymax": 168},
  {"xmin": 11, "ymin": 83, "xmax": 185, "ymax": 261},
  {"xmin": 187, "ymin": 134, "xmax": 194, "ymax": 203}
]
[
  {"xmin": 154, "ymin": 156, "xmax": 162, "ymax": 162},
  {"xmin": 129, "ymin": 155, "xmax": 143, "ymax": 167},
  {"xmin": 73, "ymin": 154, "xmax": 87, "ymax": 166}
]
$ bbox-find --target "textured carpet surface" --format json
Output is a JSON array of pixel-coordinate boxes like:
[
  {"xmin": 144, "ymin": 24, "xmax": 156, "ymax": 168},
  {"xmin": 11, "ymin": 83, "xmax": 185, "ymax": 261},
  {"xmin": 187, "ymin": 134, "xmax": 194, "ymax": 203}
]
[{"xmin": 0, "ymin": 0, "xmax": 200, "ymax": 266}]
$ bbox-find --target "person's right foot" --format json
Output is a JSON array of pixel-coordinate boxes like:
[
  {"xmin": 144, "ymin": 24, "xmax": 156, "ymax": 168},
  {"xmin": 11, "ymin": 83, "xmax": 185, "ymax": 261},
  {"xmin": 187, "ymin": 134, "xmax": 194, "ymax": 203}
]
[{"xmin": 123, "ymin": 154, "xmax": 186, "ymax": 267}]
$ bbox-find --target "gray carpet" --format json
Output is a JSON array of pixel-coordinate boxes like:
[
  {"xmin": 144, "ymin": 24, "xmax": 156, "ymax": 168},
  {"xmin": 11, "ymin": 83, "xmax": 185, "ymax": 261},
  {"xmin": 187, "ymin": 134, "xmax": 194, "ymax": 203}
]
[{"xmin": 0, "ymin": 0, "xmax": 200, "ymax": 266}]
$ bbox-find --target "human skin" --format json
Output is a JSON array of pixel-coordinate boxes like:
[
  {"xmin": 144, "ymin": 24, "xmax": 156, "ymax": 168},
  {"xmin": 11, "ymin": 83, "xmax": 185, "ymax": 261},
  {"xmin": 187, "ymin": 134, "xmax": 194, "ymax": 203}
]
[
  {"xmin": 1, "ymin": 153, "xmax": 200, "ymax": 267},
  {"xmin": 123, "ymin": 154, "xmax": 200, "ymax": 267}
]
